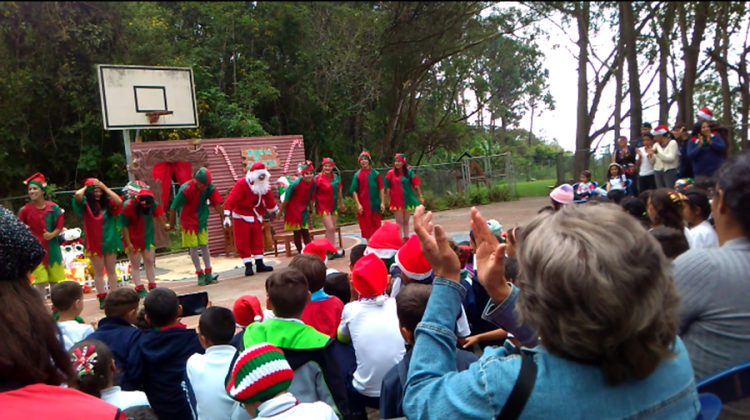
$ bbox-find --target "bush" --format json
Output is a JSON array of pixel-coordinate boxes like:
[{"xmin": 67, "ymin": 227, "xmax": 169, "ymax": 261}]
[
  {"xmin": 469, "ymin": 187, "xmax": 489, "ymax": 206},
  {"xmin": 488, "ymin": 185, "xmax": 512, "ymax": 203},
  {"xmin": 422, "ymin": 190, "xmax": 445, "ymax": 211},
  {"xmin": 444, "ymin": 191, "xmax": 469, "ymax": 208}
]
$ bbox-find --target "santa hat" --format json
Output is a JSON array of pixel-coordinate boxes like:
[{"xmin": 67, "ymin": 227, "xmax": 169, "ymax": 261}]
[
  {"xmin": 652, "ymin": 125, "xmax": 669, "ymax": 136},
  {"xmin": 297, "ymin": 160, "xmax": 314, "ymax": 176},
  {"xmin": 303, "ymin": 239, "xmax": 338, "ymax": 264},
  {"xmin": 233, "ymin": 295, "xmax": 264, "ymax": 327},
  {"xmin": 84, "ymin": 178, "xmax": 99, "ymax": 191},
  {"xmin": 246, "ymin": 162, "xmax": 271, "ymax": 184},
  {"xmin": 358, "ymin": 151, "xmax": 372, "ymax": 163},
  {"xmin": 352, "ymin": 253, "xmax": 388, "ymax": 303},
  {"xmin": 24, "ymin": 172, "xmax": 48, "ymax": 192},
  {"xmin": 697, "ymin": 107, "xmax": 714, "ymax": 122},
  {"xmin": 394, "ymin": 235, "xmax": 433, "ymax": 281},
  {"xmin": 321, "ymin": 157, "xmax": 335, "ymax": 167},
  {"xmin": 226, "ymin": 343, "xmax": 294, "ymax": 405},
  {"xmin": 549, "ymin": 184, "xmax": 574, "ymax": 205},
  {"xmin": 194, "ymin": 167, "xmax": 212, "ymax": 187},
  {"xmin": 135, "ymin": 189, "xmax": 155, "ymax": 208},
  {"xmin": 0, "ymin": 206, "xmax": 46, "ymax": 281},
  {"xmin": 364, "ymin": 222, "xmax": 402, "ymax": 260},
  {"xmin": 394, "ymin": 153, "xmax": 407, "ymax": 166}
]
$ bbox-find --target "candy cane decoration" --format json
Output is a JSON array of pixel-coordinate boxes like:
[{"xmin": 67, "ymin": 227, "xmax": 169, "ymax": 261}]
[
  {"xmin": 283, "ymin": 138, "xmax": 303, "ymax": 175},
  {"xmin": 214, "ymin": 145, "xmax": 238, "ymax": 181}
]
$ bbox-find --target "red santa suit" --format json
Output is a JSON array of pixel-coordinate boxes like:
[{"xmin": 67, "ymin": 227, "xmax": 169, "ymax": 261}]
[{"xmin": 224, "ymin": 162, "xmax": 278, "ymax": 275}]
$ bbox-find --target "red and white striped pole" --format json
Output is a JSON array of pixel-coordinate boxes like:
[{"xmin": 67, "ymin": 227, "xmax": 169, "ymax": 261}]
[
  {"xmin": 214, "ymin": 145, "xmax": 238, "ymax": 181},
  {"xmin": 283, "ymin": 139, "xmax": 302, "ymax": 175}
]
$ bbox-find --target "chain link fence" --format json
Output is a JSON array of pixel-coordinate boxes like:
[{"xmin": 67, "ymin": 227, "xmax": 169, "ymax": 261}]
[{"xmin": 338, "ymin": 162, "xmax": 461, "ymax": 199}]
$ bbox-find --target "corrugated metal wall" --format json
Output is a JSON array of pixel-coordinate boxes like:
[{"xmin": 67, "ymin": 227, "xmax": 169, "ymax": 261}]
[{"xmin": 128, "ymin": 136, "xmax": 305, "ymax": 256}]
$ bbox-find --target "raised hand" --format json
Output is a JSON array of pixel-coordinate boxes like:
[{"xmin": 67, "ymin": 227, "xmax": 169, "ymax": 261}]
[
  {"xmin": 413, "ymin": 205, "xmax": 460, "ymax": 282},
  {"xmin": 470, "ymin": 207, "xmax": 512, "ymax": 303}
]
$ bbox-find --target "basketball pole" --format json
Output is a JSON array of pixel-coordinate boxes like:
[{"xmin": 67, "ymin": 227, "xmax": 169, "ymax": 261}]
[{"xmin": 123, "ymin": 129, "xmax": 135, "ymax": 182}]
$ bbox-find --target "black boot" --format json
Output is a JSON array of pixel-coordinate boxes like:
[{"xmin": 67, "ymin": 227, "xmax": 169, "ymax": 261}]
[
  {"xmin": 255, "ymin": 259, "xmax": 273, "ymax": 273},
  {"xmin": 244, "ymin": 262, "xmax": 255, "ymax": 276}
]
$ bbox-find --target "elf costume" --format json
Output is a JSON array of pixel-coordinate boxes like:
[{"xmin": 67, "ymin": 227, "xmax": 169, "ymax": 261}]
[
  {"xmin": 170, "ymin": 168, "xmax": 222, "ymax": 248},
  {"xmin": 17, "ymin": 173, "xmax": 65, "ymax": 284},
  {"xmin": 348, "ymin": 151, "xmax": 384, "ymax": 240},
  {"xmin": 282, "ymin": 161, "xmax": 316, "ymax": 231},
  {"xmin": 384, "ymin": 154, "xmax": 422, "ymax": 212},
  {"xmin": 119, "ymin": 190, "xmax": 165, "ymax": 254},
  {"xmin": 313, "ymin": 158, "xmax": 342, "ymax": 216},
  {"xmin": 72, "ymin": 178, "xmax": 123, "ymax": 257}
]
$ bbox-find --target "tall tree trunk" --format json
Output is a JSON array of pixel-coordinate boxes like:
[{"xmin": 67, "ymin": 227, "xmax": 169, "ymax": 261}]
[
  {"xmin": 715, "ymin": 3, "xmax": 735, "ymax": 153},
  {"xmin": 614, "ymin": 38, "xmax": 623, "ymax": 147},
  {"xmin": 620, "ymin": 1, "xmax": 642, "ymax": 142},
  {"xmin": 528, "ymin": 101, "xmax": 535, "ymax": 146},
  {"xmin": 740, "ymin": 50, "xmax": 750, "ymax": 151},
  {"xmin": 574, "ymin": 1, "xmax": 591, "ymax": 174},
  {"xmin": 676, "ymin": 1, "xmax": 710, "ymax": 125},
  {"xmin": 658, "ymin": 2, "xmax": 675, "ymax": 125}
]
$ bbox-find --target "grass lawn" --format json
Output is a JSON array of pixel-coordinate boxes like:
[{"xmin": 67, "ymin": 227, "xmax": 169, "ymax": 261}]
[{"xmin": 515, "ymin": 179, "xmax": 556, "ymax": 198}]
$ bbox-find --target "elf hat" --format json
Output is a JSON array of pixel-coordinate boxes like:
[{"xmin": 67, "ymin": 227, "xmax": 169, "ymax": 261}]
[
  {"xmin": 653, "ymin": 125, "xmax": 670, "ymax": 136},
  {"xmin": 0, "ymin": 206, "xmax": 46, "ymax": 281},
  {"xmin": 359, "ymin": 151, "xmax": 372, "ymax": 164},
  {"xmin": 303, "ymin": 239, "xmax": 338, "ymax": 264},
  {"xmin": 352, "ymin": 253, "xmax": 388, "ymax": 302},
  {"xmin": 297, "ymin": 160, "xmax": 315, "ymax": 176},
  {"xmin": 84, "ymin": 178, "xmax": 99, "ymax": 191},
  {"xmin": 233, "ymin": 295, "xmax": 264, "ymax": 327},
  {"xmin": 321, "ymin": 157, "xmax": 335, "ymax": 167},
  {"xmin": 394, "ymin": 153, "xmax": 407, "ymax": 166},
  {"xmin": 697, "ymin": 107, "xmax": 714, "ymax": 122},
  {"xmin": 394, "ymin": 235, "xmax": 433, "ymax": 281},
  {"xmin": 194, "ymin": 167, "xmax": 212, "ymax": 187},
  {"xmin": 226, "ymin": 343, "xmax": 294, "ymax": 405},
  {"xmin": 24, "ymin": 173, "xmax": 48, "ymax": 192},
  {"xmin": 136, "ymin": 189, "xmax": 155, "ymax": 208},
  {"xmin": 124, "ymin": 180, "xmax": 147, "ymax": 197},
  {"xmin": 364, "ymin": 222, "xmax": 402, "ymax": 260},
  {"xmin": 549, "ymin": 184, "xmax": 575, "ymax": 205}
]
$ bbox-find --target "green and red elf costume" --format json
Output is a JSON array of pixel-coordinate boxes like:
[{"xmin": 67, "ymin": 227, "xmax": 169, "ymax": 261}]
[
  {"xmin": 72, "ymin": 178, "xmax": 123, "ymax": 258},
  {"xmin": 280, "ymin": 161, "xmax": 316, "ymax": 231},
  {"xmin": 118, "ymin": 189, "xmax": 165, "ymax": 294},
  {"xmin": 313, "ymin": 158, "xmax": 343, "ymax": 216},
  {"xmin": 349, "ymin": 151, "xmax": 384, "ymax": 240},
  {"xmin": 17, "ymin": 173, "xmax": 66, "ymax": 285},
  {"xmin": 385, "ymin": 153, "xmax": 422, "ymax": 212}
]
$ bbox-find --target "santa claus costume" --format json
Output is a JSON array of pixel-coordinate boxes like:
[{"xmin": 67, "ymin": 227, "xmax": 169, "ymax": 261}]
[
  {"xmin": 348, "ymin": 151, "xmax": 384, "ymax": 241},
  {"xmin": 277, "ymin": 161, "xmax": 316, "ymax": 255},
  {"xmin": 119, "ymin": 189, "xmax": 169, "ymax": 298},
  {"xmin": 313, "ymin": 157, "xmax": 346, "ymax": 259},
  {"xmin": 73, "ymin": 178, "xmax": 124, "ymax": 309},
  {"xmin": 17, "ymin": 173, "xmax": 65, "ymax": 296},
  {"xmin": 169, "ymin": 167, "xmax": 223, "ymax": 286},
  {"xmin": 385, "ymin": 153, "xmax": 423, "ymax": 241},
  {"xmin": 224, "ymin": 162, "xmax": 278, "ymax": 276}
]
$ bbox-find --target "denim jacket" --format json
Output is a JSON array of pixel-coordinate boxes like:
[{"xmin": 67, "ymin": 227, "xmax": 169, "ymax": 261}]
[{"xmin": 403, "ymin": 278, "xmax": 700, "ymax": 420}]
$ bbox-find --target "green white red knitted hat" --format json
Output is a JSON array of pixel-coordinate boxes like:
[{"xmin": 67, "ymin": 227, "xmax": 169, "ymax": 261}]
[
  {"xmin": 359, "ymin": 151, "xmax": 372, "ymax": 163},
  {"xmin": 226, "ymin": 343, "xmax": 294, "ymax": 405},
  {"xmin": 24, "ymin": 172, "xmax": 48, "ymax": 192},
  {"xmin": 297, "ymin": 160, "xmax": 314, "ymax": 176},
  {"xmin": 394, "ymin": 153, "xmax": 407, "ymax": 165},
  {"xmin": 124, "ymin": 180, "xmax": 147, "ymax": 197},
  {"xmin": 321, "ymin": 157, "xmax": 335, "ymax": 167}
]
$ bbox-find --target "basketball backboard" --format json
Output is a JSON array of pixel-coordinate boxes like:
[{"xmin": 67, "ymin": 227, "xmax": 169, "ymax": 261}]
[{"xmin": 97, "ymin": 65, "xmax": 199, "ymax": 130}]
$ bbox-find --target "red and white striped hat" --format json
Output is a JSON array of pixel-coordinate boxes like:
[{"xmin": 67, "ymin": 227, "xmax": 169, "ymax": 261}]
[
  {"xmin": 696, "ymin": 107, "xmax": 714, "ymax": 122},
  {"xmin": 652, "ymin": 125, "xmax": 670, "ymax": 136}
]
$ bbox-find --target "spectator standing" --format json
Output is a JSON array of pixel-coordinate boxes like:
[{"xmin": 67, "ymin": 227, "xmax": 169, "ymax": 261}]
[
  {"xmin": 672, "ymin": 124, "xmax": 694, "ymax": 179},
  {"xmin": 672, "ymin": 153, "xmax": 750, "ymax": 420},
  {"xmin": 650, "ymin": 125, "xmax": 680, "ymax": 189},
  {"xmin": 633, "ymin": 122, "xmax": 652, "ymax": 148},
  {"xmin": 636, "ymin": 134, "xmax": 657, "ymax": 192},
  {"xmin": 613, "ymin": 136, "xmax": 638, "ymax": 195},
  {"xmin": 687, "ymin": 120, "xmax": 727, "ymax": 178}
]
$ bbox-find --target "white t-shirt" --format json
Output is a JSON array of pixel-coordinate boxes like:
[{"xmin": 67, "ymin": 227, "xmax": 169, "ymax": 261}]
[
  {"xmin": 256, "ymin": 394, "xmax": 338, "ymax": 420},
  {"xmin": 186, "ymin": 345, "xmax": 249, "ymax": 420},
  {"xmin": 608, "ymin": 175, "xmax": 627, "ymax": 190},
  {"xmin": 338, "ymin": 298, "xmax": 405, "ymax": 397},
  {"xmin": 637, "ymin": 147, "xmax": 654, "ymax": 176},
  {"xmin": 100, "ymin": 386, "xmax": 150, "ymax": 410},
  {"xmin": 57, "ymin": 320, "xmax": 94, "ymax": 351},
  {"xmin": 687, "ymin": 220, "xmax": 720, "ymax": 250}
]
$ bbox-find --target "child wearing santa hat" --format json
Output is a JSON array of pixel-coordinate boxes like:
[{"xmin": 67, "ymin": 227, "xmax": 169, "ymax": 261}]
[
  {"xmin": 363, "ymin": 221, "xmax": 403, "ymax": 271},
  {"xmin": 229, "ymin": 295, "xmax": 265, "ymax": 351},
  {"xmin": 338, "ymin": 253, "xmax": 405, "ymax": 414},
  {"xmin": 348, "ymin": 151, "xmax": 384, "ymax": 242},
  {"xmin": 290, "ymin": 253, "xmax": 344, "ymax": 338}
]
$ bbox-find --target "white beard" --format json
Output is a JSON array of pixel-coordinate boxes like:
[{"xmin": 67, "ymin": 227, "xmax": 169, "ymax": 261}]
[{"xmin": 246, "ymin": 169, "xmax": 271, "ymax": 195}]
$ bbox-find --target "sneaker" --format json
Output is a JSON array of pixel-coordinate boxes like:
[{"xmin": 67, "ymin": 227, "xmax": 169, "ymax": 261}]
[
  {"xmin": 135, "ymin": 285, "xmax": 148, "ymax": 299},
  {"xmin": 97, "ymin": 293, "xmax": 107, "ymax": 310}
]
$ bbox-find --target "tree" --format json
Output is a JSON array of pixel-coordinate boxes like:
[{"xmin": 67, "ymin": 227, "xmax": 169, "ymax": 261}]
[{"xmin": 674, "ymin": 1, "xmax": 710, "ymax": 125}]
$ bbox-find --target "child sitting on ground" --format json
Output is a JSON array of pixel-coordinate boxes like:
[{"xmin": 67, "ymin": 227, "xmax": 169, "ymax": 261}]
[
  {"xmin": 229, "ymin": 295, "xmax": 264, "ymax": 350},
  {"xmin": 621, "ymin": 197, "xmax": 651, "ymax": 230},
  {"xmin": 240, "ymin": 268, "xmax": 349, "ymax": 418},
  {"xmin": 605, "ymin": 163, "xmax": 628, "ymax": 193},
  {"xmin": 88, "ymin": 288, "xmax": 142, "ymax": 390},
  {"xmin": 607, "ymin": 189, "xmax": 626, "ymax": 205},
  {"xmin": 650, "ymin": 226, "xmax": 690, "ymax": 260},
  {"xmin": 227, "ymin": 343, "xmax": 338, "ymax": 420},
  {"xmin": 646, "ymin": 189, "xmax": 688, "ymax": 232},
  {"xmin": 68, "ymin": 339, "xmax": 150, "ymax": 411},
  {"xmin": 681, "ymin": 189, "xmax": 719, "ymax": 249},
  {"xmin": 379, "ymin": 283, "xmax": 479, "ymax": 419},
  {"xmin": 127, "ymin": 288, "xmax": 204, "ymax": 420},
  {"xmin": 290, "ymin": 254, "xmax": 344, "ymax": 338},
  {"xmin": 575, "ymin": 170, "xmax": 596, "ymax": 200},
  {"xmin": 325, "ymin": 272, "xmax": 352, "ymax": 305},
  {"xmin": 363, "ymin": 222, "xmax": 403, "ymax": 271},
  {"xmin": 52, "ymin": 281, "xmax": 94, "ymax": 351},
  {"xmin": 185, "ymin": 306, "xmax": 247, "ymax": 420},
  {"xmin": 338, "ymin": 253, "xmax": 405, "ymax": 415}
]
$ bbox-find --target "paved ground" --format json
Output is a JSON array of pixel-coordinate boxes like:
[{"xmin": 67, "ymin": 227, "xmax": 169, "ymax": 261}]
[{"xmin": 80, "ymin": 197, "xmax": 549, "ymax": 326}]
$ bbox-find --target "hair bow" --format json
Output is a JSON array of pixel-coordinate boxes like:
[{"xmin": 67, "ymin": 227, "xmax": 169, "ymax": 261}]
[
  {"xmin": 71, "ymin": 345, "xmax": 98, "ymax": 378},
  {"xmin": 668, "ymin": 192, "xmax": 687, "ymax": 204}
]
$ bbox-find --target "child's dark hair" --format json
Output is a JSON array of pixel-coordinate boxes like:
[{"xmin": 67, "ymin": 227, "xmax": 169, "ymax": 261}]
[
  {"xmin": 144, "ymin": 288, "xmax": 180, "ymax": 328},
  {"xmin": 587, "ymin": 196, "xmax": 610, "ymax": 204},
  {"xmin": 134, "ymin": 307, "xmax": 150, "ymax": 331},
  {"xmin": 84, "ymin": 188, "xmax": 111, "ymax": 217},
  {"xmin": 324, "ymin": 272, "xmax": 351, "ymax": 305},
  {"xmin": 266, "ymin": 268, "xmax": 309, "ymax": 318},
  {"xmin": 104, "ymin": 287, "xmax": 140, "ymax": 319},
  {"xmin": 650, "ymin": 227, "xmax": 690, "ymax": 260},
  {"xmin": 609, "ymin": 164, "xmax": 623, "ymax": 177},
  {"xmin": 648, "ymin": 189, "xmax": 685, "ymax": 231},
  {"xmin": 538, "ymin": 205, "xmax": 554, "ymax": 214},
  {"xmin": 693, "ymin": 175, "xmax": 717, "ymax": 193},
  {"xmin": 289, "ymin": 254, "xmax": 326, "ymax": 293},
  {"xmin": 638, "ymin": 190, "xmax": 652, "ymax": 203},
  {"xmin": 395, "ymin": 283, "xmax": 432, "ymax": 333},
  {"xmin": 68, "ymin": 339, "xmax": 114, "ymax": 398},
  {"xmin": 683, "ymin": 189, "xmax": 711, "ymax": 221},
  {"xmin": 51, "ymin": 281, "xmax": 83, "ymax": 312},
  {"xmin": 504, "ymin": 257, "xmax": 519, "ymax": 283},
  {"xmin": 607, "ymin": 189, "xmax": 626, "ymax": 205},
  {"xmin": 506, "ymin": 226, "xmax": 523, "ymax": 246},
  {"xmin": 198, "ymin": 306, "xmax": 235, "ymax": 346},
  {"xmin": 621, "ymin": 197, "xmax": 650, "ymax": 229},
  {"xmin": 123, "ymin": 406, "xmax": 160, "ymax": 420},
  {"xmin": 581, "ymin": 170, "xmax": 592, "ymax": 181},
  {"xmin": 349, "ymin": 244, "xmax": 367, "ymax": 267}
]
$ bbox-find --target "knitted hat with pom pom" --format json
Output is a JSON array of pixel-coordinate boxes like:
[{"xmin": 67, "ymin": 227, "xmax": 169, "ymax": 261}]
[{"xmin": 226, "ymin": 343, "xmax": 294, "ymax": 405}]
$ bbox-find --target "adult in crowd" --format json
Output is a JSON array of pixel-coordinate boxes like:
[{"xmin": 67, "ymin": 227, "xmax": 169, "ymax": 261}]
[
  {"xmin": 633, "ymin": 121, "xmax": 652, "ymax": 148},
  {"xmin": 0, "ymin": 206, "xmax": 126, "ymax": 420},
  {"xmin": 635, "ymin": 133, "xmax": 656, "ymax": 192},
  {"xmin": 650, "ymin": 125, "xmax": 680, "ymax": 189},
  {"xmin": 613, "ymin": 136, "xmax": 638, "ymax": 195},
  {"xmin": 687, "ymin": 120, "xmax": 726, "ymax": 178},
  {"xmin": 402, "ymin": 204, "xmax": 699, "ymax": 419},
  {"xmin": 673, "ymin": 153, "xmax": 750, "ymax": 420},
  {"xmin": 672, "ymin": 123, "xmax": 694, "ymax": 180},
  {"xmin": 696, "ymin": 107, "xmax": 730, "ymax": 149}
]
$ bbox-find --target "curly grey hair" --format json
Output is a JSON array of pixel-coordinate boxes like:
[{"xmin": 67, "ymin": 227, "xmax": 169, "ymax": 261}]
[{"xmin": 515, "ymin": 203, "xmax": 680, "ymax": 385}]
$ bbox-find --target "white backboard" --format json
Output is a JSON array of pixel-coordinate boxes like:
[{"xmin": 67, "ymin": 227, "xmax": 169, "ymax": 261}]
[{"xmin": 97, "ymin": 65, "xmax": 199, "ymax": 130}]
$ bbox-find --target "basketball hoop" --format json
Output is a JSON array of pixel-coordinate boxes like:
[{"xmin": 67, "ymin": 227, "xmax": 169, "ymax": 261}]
[{"xmin": 145, "ymin": 110, "xmax": 174, "ymax": 124}]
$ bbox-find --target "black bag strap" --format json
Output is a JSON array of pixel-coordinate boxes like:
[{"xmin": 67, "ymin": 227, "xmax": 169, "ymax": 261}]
[{"xmin": 496, "ymin": 346, "xmax": 537, "ymax": 420}]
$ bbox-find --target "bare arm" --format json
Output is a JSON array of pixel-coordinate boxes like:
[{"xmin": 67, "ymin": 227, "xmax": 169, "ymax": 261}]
[
  {"xmin": 415, "ymin": 185, "xmax": 424, "ymax": 205},
  {"xmin": 155, "ymin": 215, "xmax": 169, "ymax": 231},
  {"xmin": 338, "ymin": 188, "xmax": 346, "ymax": 212},
  {"xmin": 75, "ymin": 187, "xmax": 86, "ymax": 204},
  {"xmin": 352, "ymin": 192, "xmax": 363, "ymax": 214},
  {"xmin": 276, "ymin": 201, "xmax": 288, "ymax": 220},
  {"xmin": 98, "ymin": 181, "xmax": 122, "ymax": 207}
]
